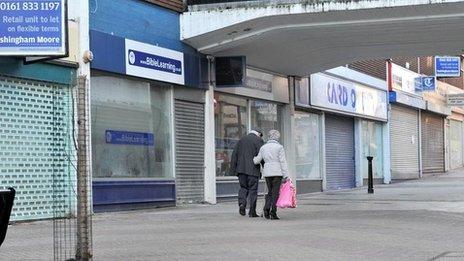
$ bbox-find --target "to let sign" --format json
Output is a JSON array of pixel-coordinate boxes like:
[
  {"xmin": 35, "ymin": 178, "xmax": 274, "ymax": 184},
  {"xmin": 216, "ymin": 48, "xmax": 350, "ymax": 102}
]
[
  {"xmin": 435, "ymin": 56, "xmax": 461, "ymax": 77},
  {"xmin": 0, "ymin": 0, "xmax": 67, "ymax": 56}
]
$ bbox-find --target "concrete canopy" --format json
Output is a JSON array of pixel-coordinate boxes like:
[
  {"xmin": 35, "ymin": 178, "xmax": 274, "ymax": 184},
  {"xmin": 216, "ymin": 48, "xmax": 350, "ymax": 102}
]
[{"xmin": 181, "ymin": 0, "xmax": 464, "ymax": 76}]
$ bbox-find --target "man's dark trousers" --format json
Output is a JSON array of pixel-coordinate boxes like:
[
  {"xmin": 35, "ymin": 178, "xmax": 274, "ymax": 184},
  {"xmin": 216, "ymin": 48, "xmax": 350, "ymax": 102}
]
[
  {"xmin": 238, "ymin": 173, "xmax": 259, "ymax": 215},
  {"xmin": 264, "ymin": 176, "xmax": 283, "ymax": 215}
]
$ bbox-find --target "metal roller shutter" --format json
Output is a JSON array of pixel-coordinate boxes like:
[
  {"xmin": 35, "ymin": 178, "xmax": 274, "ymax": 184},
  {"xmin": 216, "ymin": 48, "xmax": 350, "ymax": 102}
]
[
  {"xmin": 450, "ymin": 120, "xmax": 463, "ymax": 169},
  {"xmin": 0, "ymin": 77, "xmax": 75, "ymax": 221},
  {"xmin": 421, "ymin": 112, "xmax": 445, "ymax": 174},
  {"xmin": 390, "ymin": 105, "xmax": 420, "ymax": 179},
  {"xmin": 325, "ymin": 114, "xmax": 355, "ymax": 190},
  {"xmin": 174, "ymin": 99, "xmax": 205, "ymax": 203}
]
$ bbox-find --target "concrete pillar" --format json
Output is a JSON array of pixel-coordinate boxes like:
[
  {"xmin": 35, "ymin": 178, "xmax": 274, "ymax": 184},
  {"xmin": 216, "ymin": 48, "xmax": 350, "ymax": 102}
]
[
  {"xmin": 320, "ymin": 112, "xmax": 327, "ymax": 191},
  {"xmin": 418, "ymin": 109, "xmax": 423, "ymax": 178},
  {"xmin": 68, "ymin": 0, "xmax": 92, "ymax": 211},
  {"xmin": 354, "ymin": 118, "xmax": 363, "ymax": 187},
  {"xmin": 204, "ymin": 57, "xmax": 217, "ymax": 204},
  {"xmin": 383, "ymin": 110, "xmax": 392, "ymax": 184},
  {"xmin": 283, "ymin": 77, "xmax": 297, "ymax": 183}
]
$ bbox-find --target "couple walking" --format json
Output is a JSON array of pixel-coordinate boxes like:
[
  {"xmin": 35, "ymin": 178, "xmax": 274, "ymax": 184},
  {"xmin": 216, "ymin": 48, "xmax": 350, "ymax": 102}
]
[{"xmin": 229, "ymin": 128, "xmax": 289, "ymax": 220}]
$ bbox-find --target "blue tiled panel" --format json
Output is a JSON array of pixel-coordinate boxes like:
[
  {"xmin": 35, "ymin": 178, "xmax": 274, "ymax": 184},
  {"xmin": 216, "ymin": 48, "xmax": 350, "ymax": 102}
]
[
  {"xmin": 92, "ymin": 180, "xmax": 176, "ymax": 211},
  {"xmin": 89, "ymin": 0, "xmax": 196, "ymax": 54}
]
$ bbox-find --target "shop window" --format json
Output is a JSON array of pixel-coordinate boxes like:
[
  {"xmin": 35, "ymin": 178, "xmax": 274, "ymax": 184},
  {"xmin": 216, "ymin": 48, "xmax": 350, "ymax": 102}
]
[
  {"xmin": 361, "ymin": 121, "xmax": 383, "ymax": 178},
  {"xmin": 214, "ymin": 94, "xmax": 248, "ymax": 177},
  {"xmin": 294, "ymin": 112, "xmax": 321, "ymax": 180},
  {"xmin": 91, "ymin": 75, "xmax": 173, "ymax": 179},
  {"xmin": 250, "ymin": 100, "xmax": 283, "ymax": 141}
]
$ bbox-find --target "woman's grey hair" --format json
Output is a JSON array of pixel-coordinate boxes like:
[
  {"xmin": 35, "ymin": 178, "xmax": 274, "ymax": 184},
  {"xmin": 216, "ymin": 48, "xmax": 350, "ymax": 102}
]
[{"xmin": 268, "ymin": 130, "xmax": 281, "ymax": 141}]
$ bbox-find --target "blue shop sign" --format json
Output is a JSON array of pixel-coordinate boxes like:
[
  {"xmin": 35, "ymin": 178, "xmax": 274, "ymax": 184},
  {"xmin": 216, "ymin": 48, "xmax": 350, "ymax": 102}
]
[
  {"xmin": 106, "ymin": 130, "xmax": 154, "ymax": 146},
  {"xmin": 415, "ymin": 76, "xmax": 436, "ymax": 92},
  {"xmin": 435, "ymin": 56, "xmax": 461, "ymax": 77},
  {"xmin": 0, "ymin": 0, "xmax": 66, "ymax": 56}
]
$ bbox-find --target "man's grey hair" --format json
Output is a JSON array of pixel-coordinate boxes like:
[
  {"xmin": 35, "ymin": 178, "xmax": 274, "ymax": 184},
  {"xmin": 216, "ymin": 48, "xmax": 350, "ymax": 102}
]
[{"xmin": 268, "ymin": 130, "xmax": 280, "ymax": 141}]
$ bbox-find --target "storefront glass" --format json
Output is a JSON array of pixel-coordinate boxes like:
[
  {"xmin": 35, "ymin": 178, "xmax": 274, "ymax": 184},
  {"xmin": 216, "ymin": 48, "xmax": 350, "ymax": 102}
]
[
  {"xmin": 250, "ymin": 100, "xmax": 283, "ymax": 140},
  {"xmin": 91, "ymin": 75, "xmax": 173, "ymax": 179},
  {"xmin": 214, "ymin": 94, "xmax": 284, "ymax": 177},
  {"xmin": 214, "ymin": 94, "xmax": 249, "ymax": 177},
  {"xmin": 361, "ymin": 121, "xmax": 384, "ymax": 178},
  {"xmin": 294, "ymin": 112, "xmax": 321, "ymax": 179}
]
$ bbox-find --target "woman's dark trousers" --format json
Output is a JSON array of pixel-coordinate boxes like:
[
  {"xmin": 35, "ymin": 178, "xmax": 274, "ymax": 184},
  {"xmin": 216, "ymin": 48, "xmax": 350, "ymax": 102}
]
[{"xmin": 264, "ymin": 176, "xmax": 283, "ymax": 215}]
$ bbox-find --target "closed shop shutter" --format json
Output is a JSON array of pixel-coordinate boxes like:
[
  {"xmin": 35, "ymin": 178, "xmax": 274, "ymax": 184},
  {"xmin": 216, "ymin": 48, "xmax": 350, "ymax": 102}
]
[
  {"xmin": 390, "ymin": 105, "xmax": 420, "ymax": 179},
  {"xmin": 421, "ymin": 112, "xmax": 445, "ymax": 173},
  {"xmin": 0, "ymin": 77, "xmax": 75, "ymax": 221},
  {"xmin": 175, "ymin": 99, "xmax": 205, "ymax": 203},
  {"xmin": 450, "ymin": 120, "xmax": 463, "ymax": 169},
  {"xmin": 325, "ymin": 114, "xmax": 355, "ymax": 190}
]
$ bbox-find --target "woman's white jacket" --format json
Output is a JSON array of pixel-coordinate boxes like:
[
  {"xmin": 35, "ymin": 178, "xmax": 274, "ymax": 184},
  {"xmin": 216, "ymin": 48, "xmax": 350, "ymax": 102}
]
[{"xmin": 253, "ymin": 140, "xmax": 289, "ymax": 178}]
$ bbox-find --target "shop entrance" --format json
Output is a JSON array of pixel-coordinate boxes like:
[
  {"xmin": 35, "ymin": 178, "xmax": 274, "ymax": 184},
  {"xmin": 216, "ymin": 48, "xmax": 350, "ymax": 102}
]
[{"xmin": 325, "ymin": 114, "xmax": 355, "ymax": 190}]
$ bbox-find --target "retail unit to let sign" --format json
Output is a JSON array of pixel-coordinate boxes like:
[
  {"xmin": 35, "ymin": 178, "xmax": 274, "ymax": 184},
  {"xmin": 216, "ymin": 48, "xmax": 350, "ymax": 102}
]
[
  {"xmin": 446, "ymin": 93, "xmax": 464, "ymax": 106},
  {"xmin": 0, "ymin": 0, "xmax": 67, "ymax": 56},
  {"xmin": 125, "ymin": 39, "xmax": 184, "ymax": 85},
  {"xmin": 435, "ymin": 56, "xmax": 461, "ymax": 77}
]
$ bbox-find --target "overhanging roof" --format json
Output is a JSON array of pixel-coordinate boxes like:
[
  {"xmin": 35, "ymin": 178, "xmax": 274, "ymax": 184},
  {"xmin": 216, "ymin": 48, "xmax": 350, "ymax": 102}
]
[{"xmin": 181, "ymin": 1, "xmax": 464, "ymax": 76}]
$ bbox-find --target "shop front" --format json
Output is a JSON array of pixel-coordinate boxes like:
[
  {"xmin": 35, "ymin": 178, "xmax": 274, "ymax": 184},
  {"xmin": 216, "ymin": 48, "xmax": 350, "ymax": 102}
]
[
  {"xmin": 388, "ymin": 62, "xmax": 426, "ymax": 179},
  {"xmin": 420, "ymin": 98, "xmax": 451, "ymax": 175},
  {"xmin": 421, "ymin": 110, "xmax": 446, "ymax": 174},
  {"xmin": 421, "ymin": 81, "xmax": 452, "ymax": 175},
  {"xmin": 389, "ymin": 93, "xmax": 425, "ymax": 179},
  {"xmin": 0, "ymin": 58, "xmax": 77, "ymax": 221},
  {"xmin": 89, "ymin": 0, "xmax": 206, "ymax": 210},
  {"xmin": 448, "ymin": 109, "xmax": 464, "ymax": 170},
  {"xmin": 214, "ymin": 68, "xmax": 289, "ymax": 199},
  {"xmin": 301, "ymin": 67, "xmax": 389, "ymax": 191}
]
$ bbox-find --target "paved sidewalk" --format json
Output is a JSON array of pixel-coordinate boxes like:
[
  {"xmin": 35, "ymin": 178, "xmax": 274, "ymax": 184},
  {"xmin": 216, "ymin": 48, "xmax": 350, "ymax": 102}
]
[{"xmin": 2, "ymin": 170, "xmax": 464, "ymax": 260}]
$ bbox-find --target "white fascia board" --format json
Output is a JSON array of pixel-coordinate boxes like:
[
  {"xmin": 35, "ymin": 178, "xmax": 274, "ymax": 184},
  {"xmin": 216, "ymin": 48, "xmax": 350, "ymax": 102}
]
[{"xmin": 325, "ymin": 66, "xmax": 387, "ymax": 91}]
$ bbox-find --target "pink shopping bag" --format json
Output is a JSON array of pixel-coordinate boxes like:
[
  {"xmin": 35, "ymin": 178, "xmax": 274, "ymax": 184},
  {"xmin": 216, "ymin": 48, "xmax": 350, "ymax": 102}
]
[{"xmin": 276, "ymin": 179, "xmax": 297, "ymax": 208}]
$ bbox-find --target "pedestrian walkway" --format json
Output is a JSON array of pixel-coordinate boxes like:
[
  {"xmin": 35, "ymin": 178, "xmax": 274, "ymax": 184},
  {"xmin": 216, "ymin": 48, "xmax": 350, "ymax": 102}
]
[{"xmin": 1, "ymin": 170, "xmax": 464, "ymax": 260}]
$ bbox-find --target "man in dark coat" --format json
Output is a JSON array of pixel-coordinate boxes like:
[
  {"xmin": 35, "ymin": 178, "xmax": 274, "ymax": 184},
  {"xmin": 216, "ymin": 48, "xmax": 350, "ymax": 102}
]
[{"xmin": 229, "ymin": 129, "xmax": 264, "ymax": 217}]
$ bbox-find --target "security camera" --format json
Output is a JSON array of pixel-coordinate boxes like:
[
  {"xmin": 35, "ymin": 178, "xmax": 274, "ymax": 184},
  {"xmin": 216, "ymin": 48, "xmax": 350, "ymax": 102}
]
[{"xmin": 83, "ymin": 50, "xmax": 94, "ymax": 63}]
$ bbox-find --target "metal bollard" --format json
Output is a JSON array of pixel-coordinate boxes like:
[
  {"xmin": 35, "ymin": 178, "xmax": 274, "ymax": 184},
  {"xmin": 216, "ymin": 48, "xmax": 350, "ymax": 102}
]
[{"xmin": 367, "ymin": 156, "xmax": 374, "ymax": 194}]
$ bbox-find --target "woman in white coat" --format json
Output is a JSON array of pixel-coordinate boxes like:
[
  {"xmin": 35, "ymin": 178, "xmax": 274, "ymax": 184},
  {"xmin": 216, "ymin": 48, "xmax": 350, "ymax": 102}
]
[{"xmin": 253, "ymin": 130, "xmax": 288, "ymax": 220}]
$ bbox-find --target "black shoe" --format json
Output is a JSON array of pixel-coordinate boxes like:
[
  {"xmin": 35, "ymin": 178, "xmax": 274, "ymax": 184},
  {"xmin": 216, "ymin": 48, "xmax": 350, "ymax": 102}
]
[
  {"xmin": 263, "ymin": 210, "xmax": 270, "ymax": 219},
  {"xmin": 239, "ymin": 205, "xmax": 246, "ymax": 216},
  {"xmin": 270, "ymin": 213, "xmax": 280, "ymax": 220},
  {"xmin": 249, "ymin": 210, "xmax": 259, "ymax": 218}
]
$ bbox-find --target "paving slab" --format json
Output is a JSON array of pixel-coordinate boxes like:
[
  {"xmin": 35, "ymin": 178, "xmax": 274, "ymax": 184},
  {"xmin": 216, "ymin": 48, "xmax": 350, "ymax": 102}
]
[{"xmin": 1, "ymin": 170, "xmax": 464, "ymax": 260}]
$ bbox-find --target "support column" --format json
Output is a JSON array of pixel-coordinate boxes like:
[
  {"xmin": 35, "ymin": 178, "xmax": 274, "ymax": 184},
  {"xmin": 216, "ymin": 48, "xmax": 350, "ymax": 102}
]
[
  {"xmin": 284, "ymin": 77, "xmax": 297, "ymax": 183},
  {"xmin": 320, "ymin": 112, "xmax": 327, "ymax": 191},
  {"xmin": 69, "ymin": 1, "xmax": 92, "ymax": 260},
  {"xmin": 354, "ymin": 118, "xmax": 363, "ymax": 187},
  {"xmin": 204, "ymin": 57, "xmax": 217, "ymax": 204},
  {"xmin": 383, "ymin": 108, "xmax": 392, "ymax": 184}
]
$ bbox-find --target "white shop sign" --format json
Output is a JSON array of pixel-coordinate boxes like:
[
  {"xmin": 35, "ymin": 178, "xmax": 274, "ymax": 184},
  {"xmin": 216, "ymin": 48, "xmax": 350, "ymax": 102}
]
[
  {"xmin": 391, "ymin": 63, "xmax": 422, "ymax": 95},
  {"xmin": 310, "ymin": 73, "xmax": 388, "ymax": 121},
  {"xmin": 125, "ymin": 39, "xmax": 185, "ymax": 85}
]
